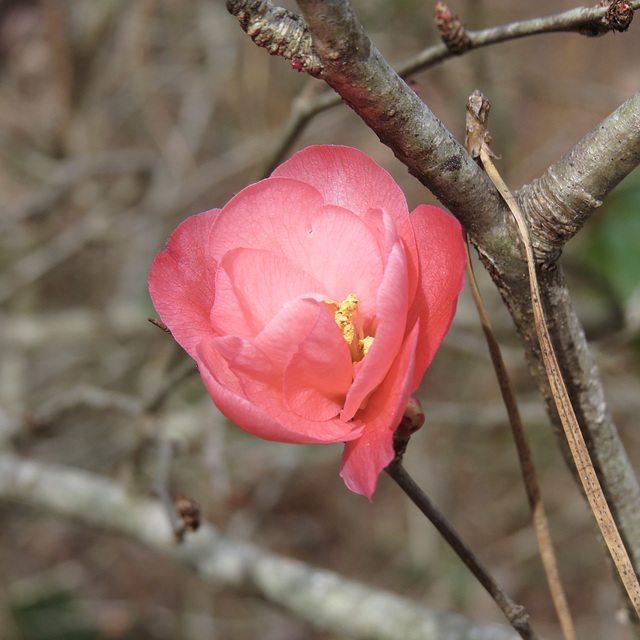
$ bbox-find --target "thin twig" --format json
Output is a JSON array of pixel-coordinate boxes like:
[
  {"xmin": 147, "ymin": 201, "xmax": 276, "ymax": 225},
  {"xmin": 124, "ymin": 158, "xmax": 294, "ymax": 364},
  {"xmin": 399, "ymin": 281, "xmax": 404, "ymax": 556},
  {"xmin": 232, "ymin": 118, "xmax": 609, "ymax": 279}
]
[
  {"xmin": 233, "ymin": 0, "xmax": 639, "ymax": 171},
  {"xmin": 386, "ymin": 459, "xmax": 539, "ymax": 640},
  {"xmin": 259, "ymin": 78, "xmax": 331, "ymax": 178},
  {"xmin": 465, "ymin": 238, "xmax": 576, "ymax": 640},
  {"xmin": 468, "ymin": 89, "xmax": 640, "ymax": 619},
  {"xmin": 399, "ymin": 1, "xmax": 639, "ymax": 78}
]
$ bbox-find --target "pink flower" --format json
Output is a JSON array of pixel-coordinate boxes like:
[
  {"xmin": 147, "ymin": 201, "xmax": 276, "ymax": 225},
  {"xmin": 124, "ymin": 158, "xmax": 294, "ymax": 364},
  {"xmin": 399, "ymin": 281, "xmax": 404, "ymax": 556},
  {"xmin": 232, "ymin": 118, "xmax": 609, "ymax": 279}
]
[{"xmin": 149, "ymin": 145, "xmax": 466, "ymax": 499}]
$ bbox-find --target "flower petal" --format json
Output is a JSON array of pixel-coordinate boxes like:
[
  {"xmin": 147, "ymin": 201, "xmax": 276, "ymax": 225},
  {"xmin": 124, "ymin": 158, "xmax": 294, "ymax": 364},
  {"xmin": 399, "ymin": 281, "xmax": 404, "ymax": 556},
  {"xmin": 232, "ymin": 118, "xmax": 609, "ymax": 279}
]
[
  {"xmin": 407, "ymin": 205, "xmax": 467, "ymax": 388},
  {"xmin": 210, "ymin": 248, "xmax": 324, "ymax": 338},
  {"xmin": 274, "ymin": 146, "xmax": 422, "ymax": 311},
  {"xmin": 148, "ymin": 210, "xmax": 219, "ymax": 358},
  {"xmin": 208, "ymin": 178, "xmax": 325, "ymax": 261},
  {"xmin": 272, "ymin": 145, "xmax": 408, "ymax": 221},
  {"xmin": 339, "ymin": 322, "xmax": 420, "ymax": 499},
  {"xmin": 283, "ymin": 302, "xmax": 353, "ymax": 421},
  {"xmin": 202, "ymin": 303, "xmax": 364, "ymax": 443},
  {"xmin": 341, "ymin": 238, "xmax": 409, "ymax": 420},
  {"xmin": 196, "ymin": 338, "xmax": 326, "ymax": 444},
  {"xmin": 268, "ymin": 204, "xmax": 384, "ymax": 320}
]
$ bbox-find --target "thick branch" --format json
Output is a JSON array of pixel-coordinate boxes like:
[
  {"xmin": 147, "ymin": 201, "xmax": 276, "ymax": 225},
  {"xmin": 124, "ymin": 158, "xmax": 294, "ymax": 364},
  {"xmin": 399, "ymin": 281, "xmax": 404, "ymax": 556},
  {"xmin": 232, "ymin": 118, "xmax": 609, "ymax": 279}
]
[
  {"xmin": 0, "ymin": 453, "xmax": 521, "ymax": 640},
  {"xmin": 517, "ymin": 91, "xmax": 640, "ymax": 261},
  {"xmin": 229, "ymin": 0, "xmax": 640, "ymax": 592},
  {"xmin": 497, "ymin": 264, "xmax": 640, "ymax": 576},
  {"xmin": 293, "ymin": 0, "xmax": 523, "ymax": 274}
]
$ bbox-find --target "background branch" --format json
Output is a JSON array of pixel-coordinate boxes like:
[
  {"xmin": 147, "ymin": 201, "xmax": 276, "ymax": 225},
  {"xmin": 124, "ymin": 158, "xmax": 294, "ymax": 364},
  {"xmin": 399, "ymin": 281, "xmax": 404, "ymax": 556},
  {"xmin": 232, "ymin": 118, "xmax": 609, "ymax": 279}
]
[{"xmin": 0, "ymin": 453, "xmax": 522, "ymax": 640}]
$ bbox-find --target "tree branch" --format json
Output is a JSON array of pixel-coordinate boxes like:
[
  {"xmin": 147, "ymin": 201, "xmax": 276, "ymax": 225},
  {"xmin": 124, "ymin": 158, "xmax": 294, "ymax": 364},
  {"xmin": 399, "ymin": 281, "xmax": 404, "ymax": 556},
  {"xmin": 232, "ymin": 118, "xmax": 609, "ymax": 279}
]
[
  {"xmin": 230, "ymin": 0, "xmax": 638, "ymax": 175},
  {"xmin": 227, "ymin": 0, "xmax": 640, "ymax": 595},
  {"xmin": 401, "ymin": 1, "xmax": 639, "ymax": 77},
  {"xmin": 0, "ymin": 453, "xmax": 522, "ymax": 640},
  {"xmin": 517, "ymin": 90, "xmax": 640, "ymax": 262}
]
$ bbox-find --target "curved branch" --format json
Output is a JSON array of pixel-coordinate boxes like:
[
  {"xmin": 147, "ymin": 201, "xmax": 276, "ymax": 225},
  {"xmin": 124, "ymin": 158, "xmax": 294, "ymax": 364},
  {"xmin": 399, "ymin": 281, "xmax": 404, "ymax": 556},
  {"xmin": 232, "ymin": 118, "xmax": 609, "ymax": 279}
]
[
  {"xmin": 517, "ymin": 90, "xmax": 640, "ymax": 262},
  {"xmin": 0, "ymin": 453, "xmax": 522, "ymax": 640},
  {"xmin": 227, "ymin": 0, "xmax": 322, "ymax": 73}
]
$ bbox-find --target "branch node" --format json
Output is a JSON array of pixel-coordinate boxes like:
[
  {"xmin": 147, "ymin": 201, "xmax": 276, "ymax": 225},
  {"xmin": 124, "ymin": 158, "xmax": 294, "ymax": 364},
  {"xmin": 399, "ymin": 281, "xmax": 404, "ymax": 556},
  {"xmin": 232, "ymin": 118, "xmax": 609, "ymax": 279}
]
[
  {"xmin": 175, "ymin": 494, "xmax": 202, "ymax": 533},
  {"xmin": 580, "ymin": 0, "xmax": 635, "ymax": 35},
  {"xmin": 434, "ymin": 2, "xmax": 472, "ymax": 53},
  {"xmin": 603, "ymin": 0, "xmax": 635, "ymax": 31},
  {"xmin": 227, "ymin": 0, "xmax": 323, "ymax": 74}
]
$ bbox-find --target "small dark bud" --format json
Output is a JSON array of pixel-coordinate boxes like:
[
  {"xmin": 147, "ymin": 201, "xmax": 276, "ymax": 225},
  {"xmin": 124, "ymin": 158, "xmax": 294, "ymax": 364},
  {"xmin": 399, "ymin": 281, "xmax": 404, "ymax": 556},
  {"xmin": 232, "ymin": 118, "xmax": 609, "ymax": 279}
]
[
  {"xmin": 606, "ymin": 0, "xmax": 634, "ymax": 31},
  {"xmin": 434, "ymin": 1, "xmax": 471, "ymax": 53},
  {"xmin": 398, "ymin": 397, "xmax": 425, "ymax": 434},
  {"xmin": 175, "ymin": 495, "xmax": 201, "ymax": 532},
  {"xmin": 392, "ymin": 398, "xmax": 426, "ymax": 461}
]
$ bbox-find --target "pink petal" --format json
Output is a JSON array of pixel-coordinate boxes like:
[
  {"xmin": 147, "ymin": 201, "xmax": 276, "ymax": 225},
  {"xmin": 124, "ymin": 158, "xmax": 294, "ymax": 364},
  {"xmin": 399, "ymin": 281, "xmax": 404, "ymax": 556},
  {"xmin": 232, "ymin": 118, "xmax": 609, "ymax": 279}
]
[
  {"xmin": 272, "ymin": 145, "xmax": 408, "ymax": 222},
  {"xmin": 268, "ymin": 204, "xmax": 384, "ymax": 319},
  {"xmin": 273, "ymin": 146, "xmax": 421, "ymax": 311},
  {"xmin": 340, "ymin": 322, "xmax": 420, "ymax": 499},
  {"xmin": 196, "ymin": 338, "xmax": 327, "ymax": 444},
  {"xmin": 341, "ymin": 240, "xmax": 409, "ymax": 420},
  {"xmin": 210, "ymin": 248, "xmax": 324, "ymax": 338},
  {"xmin": 283, "ymin": 302, "xmax": 353, "ymax": 421},
  {"xmin": 208, "ymin": 178, "xmax": 325, "ymax": 261},
  {"xmin": 407, "ymin": 205, "xmax": 467, "ymax": 388},
  {"xmin": 212, "ymin": 180, "xmax": 386, "ymax": 320},
  {"xmin": 148, "ymin": 210, "xmax": 219, "ymax": 358},
  {"xmin": 254, "ymin": 297, "xmax": 330, "ymax": 371},
  {"xmin": 201, "ymin": 303, "xmax": 363, "ymax": 443}
]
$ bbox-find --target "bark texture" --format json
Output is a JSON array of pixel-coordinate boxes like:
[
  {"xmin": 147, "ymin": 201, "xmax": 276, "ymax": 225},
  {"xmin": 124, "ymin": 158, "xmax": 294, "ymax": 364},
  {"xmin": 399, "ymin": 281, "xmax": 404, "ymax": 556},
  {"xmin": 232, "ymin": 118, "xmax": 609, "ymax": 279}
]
[{"xmin": 227, "ymin": 0, "xmax": 640, "ymax": 586}]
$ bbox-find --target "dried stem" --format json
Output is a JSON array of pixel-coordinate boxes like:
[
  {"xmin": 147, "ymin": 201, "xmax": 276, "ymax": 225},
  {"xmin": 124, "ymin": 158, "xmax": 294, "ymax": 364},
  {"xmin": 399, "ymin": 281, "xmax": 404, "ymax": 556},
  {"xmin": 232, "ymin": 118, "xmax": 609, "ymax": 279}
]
[
  {"xmin": 465, "ymin": 239, "xmax": 576, "ymax": 640},
  {"xmin": 469, "ymin": 90, "xmax": 640, "ymax": 618}
]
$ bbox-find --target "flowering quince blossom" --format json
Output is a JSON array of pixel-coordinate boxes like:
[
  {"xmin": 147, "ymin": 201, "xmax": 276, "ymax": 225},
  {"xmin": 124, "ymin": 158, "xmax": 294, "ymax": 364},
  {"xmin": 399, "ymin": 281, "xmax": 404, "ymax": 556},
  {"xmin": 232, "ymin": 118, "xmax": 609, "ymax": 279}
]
[{"xmin": 149, "ymin": 145, "xmax": 466, "ymax": 499}]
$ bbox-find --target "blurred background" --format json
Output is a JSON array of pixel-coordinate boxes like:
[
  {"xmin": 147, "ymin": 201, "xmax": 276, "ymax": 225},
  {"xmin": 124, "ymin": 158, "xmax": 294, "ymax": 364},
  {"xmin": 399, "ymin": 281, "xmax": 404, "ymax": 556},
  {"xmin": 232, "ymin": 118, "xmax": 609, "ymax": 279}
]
[{"xmin": 1, "ymin": 1, "xmax": 639, "ymax": 638}]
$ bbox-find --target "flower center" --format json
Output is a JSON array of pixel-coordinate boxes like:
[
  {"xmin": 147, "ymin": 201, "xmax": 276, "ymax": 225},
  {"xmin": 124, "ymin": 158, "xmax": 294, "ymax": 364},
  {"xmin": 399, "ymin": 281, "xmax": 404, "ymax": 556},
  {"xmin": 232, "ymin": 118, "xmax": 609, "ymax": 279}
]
[{"xmin": 323, "ymin": 294, "xmax": 374, "ymax": 364}]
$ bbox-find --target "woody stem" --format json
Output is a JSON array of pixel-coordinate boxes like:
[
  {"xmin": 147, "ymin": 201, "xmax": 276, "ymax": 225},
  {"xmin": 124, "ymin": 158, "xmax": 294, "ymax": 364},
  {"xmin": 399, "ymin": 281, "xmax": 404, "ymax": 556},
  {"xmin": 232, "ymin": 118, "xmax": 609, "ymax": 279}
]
[{"xmin": 386, "ymin": 459, "xmax": 538, "ymax": 640}]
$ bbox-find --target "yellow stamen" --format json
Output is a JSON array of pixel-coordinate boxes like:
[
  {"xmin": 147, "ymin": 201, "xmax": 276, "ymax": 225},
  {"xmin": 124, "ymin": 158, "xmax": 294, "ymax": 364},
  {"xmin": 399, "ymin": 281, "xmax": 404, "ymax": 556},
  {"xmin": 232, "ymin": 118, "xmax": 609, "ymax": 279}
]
[{"xmin": 323, "ymin": 294, "xmax": 374, "ymax": 364}]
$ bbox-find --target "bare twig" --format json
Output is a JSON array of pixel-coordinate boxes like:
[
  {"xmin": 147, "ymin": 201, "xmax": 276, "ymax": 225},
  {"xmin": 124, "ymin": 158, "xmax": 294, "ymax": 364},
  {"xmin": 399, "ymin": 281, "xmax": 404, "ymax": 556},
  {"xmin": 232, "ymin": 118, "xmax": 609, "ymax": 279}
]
[
  {"xmin": 229, "ymin": 0, "xmax": 639, "ymax": 171},
  {"xmin": 400, "ymin": 1, "xmax": 639, "ymax": 77},
  {"xmin": 259, "ymin": 77, "xmax": 330, "ymax": 178},
  {"xmin": 0, "ymin": 453, "xmax": 523, "ymax": 640},
  {"xmin": 386, "ymin": 458, "xmax": 539, "ymax": 640}
]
